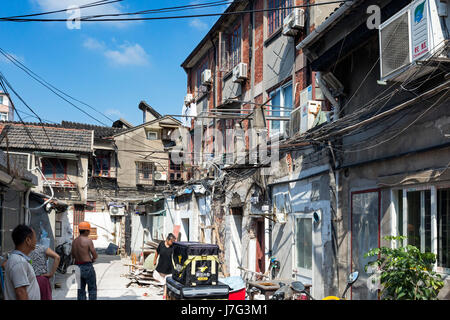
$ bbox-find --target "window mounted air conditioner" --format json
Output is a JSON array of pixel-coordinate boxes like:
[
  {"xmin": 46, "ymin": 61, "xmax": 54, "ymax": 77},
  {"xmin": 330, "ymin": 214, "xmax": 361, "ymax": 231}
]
[
  {"xmin": 300, "ymin": 101, "xmax": 322, "ymax": 134},
  {"xmin": 283, "ymin": 8, "xmax": 306, "ymax": 36},
  {"xmin": 184, "ymin": 94, "xmax": 194, "ymax": 105},
  {"xmin": 289, "ymin": 106, "xmax": 302, "ymax": 136},
  {"xmin": 232, "ymin": 63, "xmax": 248, "ymax": 83},
  {"xmin": 154, "ymin": 171, "xmax": 167, "ymax": 181},
  {"xmin": 379, "ymin": 0, "xmax": 450, "ymax": 82},
  {"xmin": 109, "ymin": 206, "xmax": 124, "ymax": 216},
  {"xmin": 201, "ymin": 69, "xmax": 212, "ymax": 85}
]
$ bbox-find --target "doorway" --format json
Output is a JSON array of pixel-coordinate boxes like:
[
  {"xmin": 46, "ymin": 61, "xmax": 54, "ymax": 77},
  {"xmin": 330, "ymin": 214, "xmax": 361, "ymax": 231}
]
[
  {"xmin": 73, "ymin": 204, "xmax": 85, "ymax": 239},
  {"xmin": 255, "ymin": 219, "xmax": 265, "ymax": 273}
]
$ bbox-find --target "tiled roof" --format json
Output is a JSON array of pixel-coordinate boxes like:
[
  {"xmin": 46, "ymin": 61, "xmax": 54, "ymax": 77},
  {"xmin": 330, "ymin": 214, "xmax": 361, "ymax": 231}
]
[
  {"xmin": 0, "ymin": 122, "xmax": 93, "ymax": 153},
  {"xmin": 60, "ymin": 121, "xmax": 125, "ymax": 139}
]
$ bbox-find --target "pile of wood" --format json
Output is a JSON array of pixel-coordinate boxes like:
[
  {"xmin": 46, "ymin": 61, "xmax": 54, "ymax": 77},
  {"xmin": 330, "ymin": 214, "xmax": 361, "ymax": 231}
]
[{"xmin": 124, "ymin": 267, "xmax": 162, "ymax": 287}]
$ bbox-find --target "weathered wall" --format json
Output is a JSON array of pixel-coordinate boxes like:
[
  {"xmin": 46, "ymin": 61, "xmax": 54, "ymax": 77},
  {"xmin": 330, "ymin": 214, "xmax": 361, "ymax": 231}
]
[
  {"xmin": 115, "ymin": 126, "xmax": 168, "ymax": 188},
  {"xmin": 0, "ymin": 188, "xmax": 24, "ymax": 254}
]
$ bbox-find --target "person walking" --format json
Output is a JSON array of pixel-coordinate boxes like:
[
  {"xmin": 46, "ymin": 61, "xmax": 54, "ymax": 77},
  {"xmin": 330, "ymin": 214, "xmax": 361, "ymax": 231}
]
[
  {"xmin": 153, "ymin": 233, "xmax": 176, "ymax": 299},
  {"xmin": 3, "ymin": 225, "xmax": 40, "ymax": 300},
  {"xmin": 29, "ymin": 243, "xmax": 60, "ymax": 300},
  {"xmin": 71, "ymin": 221, "xmax": 98, "ymax": 300}
]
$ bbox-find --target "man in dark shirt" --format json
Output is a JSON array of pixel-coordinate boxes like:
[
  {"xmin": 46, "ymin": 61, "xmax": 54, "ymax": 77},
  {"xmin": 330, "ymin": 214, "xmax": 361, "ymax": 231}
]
[{"xmin": 153, "ymin": 233, "xmax": 175, "ymax": 298}]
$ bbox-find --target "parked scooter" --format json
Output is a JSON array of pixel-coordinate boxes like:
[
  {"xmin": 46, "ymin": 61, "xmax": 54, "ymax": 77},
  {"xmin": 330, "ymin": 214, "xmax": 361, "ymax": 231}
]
[
  {"xmin": 55, "ymin": 242, "xmax": 73, "ymax": 274},
  {"xmin": 270, "ymin": 271, "xmax": 359, "ymax": 300},
  {"xmin": 290, "ymin": 271, "xmax": 360, "ymax": 300}
]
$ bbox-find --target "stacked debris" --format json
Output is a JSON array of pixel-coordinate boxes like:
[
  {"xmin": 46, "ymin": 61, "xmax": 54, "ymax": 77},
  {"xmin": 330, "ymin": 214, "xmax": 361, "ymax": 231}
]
[{"xmin": 123, "ymin": 240, "xmax": 162, "ymax": 288}]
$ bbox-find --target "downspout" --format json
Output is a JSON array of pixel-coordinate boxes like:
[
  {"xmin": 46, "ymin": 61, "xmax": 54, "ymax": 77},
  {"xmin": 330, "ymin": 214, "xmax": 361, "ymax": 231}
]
[
  {"xmin": 316, "ymin": 72, "xmax": 341, "ymax": 120},
  {"xmin": 25, "ymin": 166, "xmax": 55, "ymax": 225}
]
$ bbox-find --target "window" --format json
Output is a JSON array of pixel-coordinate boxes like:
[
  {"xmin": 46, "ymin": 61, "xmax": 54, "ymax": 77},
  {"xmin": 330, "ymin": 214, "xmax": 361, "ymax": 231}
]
[
  {"xmin": 146, "ymin": 131, "xmax": 158, "ymax": 140},
  {"xmin": 42, "ymin": 158, "xmax": 66, "ymax": 180},
  {"xmin": 55, "ymin": 221, "xmax": 62, "ymax": 237},
  {"xmin": 221, "ymin": 24, "xmax": 241, "ymax": 72},
  {"xmin": 394, "ymin": 186, "xmax": 450, "ymax": 273},
  {"xmin": 268, "ymin": 0, "xmax": 293, "ymax": 36},
  {"xmin": 437, "ymin": 188, "xmax": 450, "ymax": 270},
  {"xmin": 136, "ymin": 162, "xmax": 154, "ymax": 184},
  {"xmin": 269, "ymin": 83, "xmax": 292, "ymax": 137},
  {"xmin": 0, "ymin": 112, "xmax": 7, "ymax": 121},
  {"xmin": 295, "ymin": 217, "xmax": 312, "ymax": 274},
  {"xmin": 0, "ymin": 96, "xmax": 4, "ymax": 105},
  {"xmin": 94, "ymin": 156, "xmax": 110, "ymax": 177},
  {"xmin": 196, "ymin": 59, "xmax": 209, "ymax": 91}
]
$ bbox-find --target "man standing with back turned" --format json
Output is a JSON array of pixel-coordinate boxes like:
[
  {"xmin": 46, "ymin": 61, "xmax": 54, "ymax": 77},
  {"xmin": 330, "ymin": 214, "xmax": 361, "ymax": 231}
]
[{"xmin": 71, "ymin": 221, "xmax": 98, "ymax": 300}]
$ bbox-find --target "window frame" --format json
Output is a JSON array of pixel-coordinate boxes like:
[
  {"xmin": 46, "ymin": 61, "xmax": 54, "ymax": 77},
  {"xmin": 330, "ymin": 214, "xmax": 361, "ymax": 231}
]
[
  {"xmin": 0, "ymin": 112, "xmax": 7, "ymax": 121},
  {"xmin": 146, "ymin": 130, "xmax": 158, "ymax": 140},
  {"xmin": 41, "ymin": 158, "xmax": 67, "ymax": 180},
  {"xmin": 391, "ymin": 184, "xmax": 450, "ymax": 275},
  {"xmin": 93, "ymin": 155, "xmax": 111, "ymax": 177},
  {"xmin": 267, "ymin": 0, "xmax": 293, "ymax": 37},
  {"xmin": 293, "ymin": 212, "xmax": 314, "ymax": 280},
  {"xmin": 269, "ymin": 81, "xmax": 292, "ymax": 138}
]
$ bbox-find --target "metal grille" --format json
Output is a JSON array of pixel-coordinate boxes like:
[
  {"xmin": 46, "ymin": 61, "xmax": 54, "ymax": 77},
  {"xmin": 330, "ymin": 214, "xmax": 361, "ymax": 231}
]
[{"xmin": 381, "ymin": 12, "xmax": 410, "ymax": 78}]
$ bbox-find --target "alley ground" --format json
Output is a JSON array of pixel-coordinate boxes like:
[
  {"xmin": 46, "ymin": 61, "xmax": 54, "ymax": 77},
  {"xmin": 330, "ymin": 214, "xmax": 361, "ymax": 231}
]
[{"xmin": 52, "ymin": 255, "xmax": 163, "ymax": 300}]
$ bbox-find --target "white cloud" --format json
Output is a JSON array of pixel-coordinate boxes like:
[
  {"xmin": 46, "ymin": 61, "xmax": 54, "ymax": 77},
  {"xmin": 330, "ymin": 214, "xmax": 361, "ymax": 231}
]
[
  {"xmin": 83, "ymin": 37, "xmax": 150, "ymax": 67},
  {"xmin": 31, "ymin": 0, "xmax": 132, "ymax": 28},
  {"xmin": 82, "ymin": 37, "xmax": 105, "ymax": 50},
  {"xmin": 104, "ymin": 43, "xmax": 150, "ymax": 66},
  {"xmin": 105, "ymin": 108, "xmax": 125, "ymax": 118},
  {"xmin": 189, "ymin": 18, "xmax": 208, "ymax": 31}
]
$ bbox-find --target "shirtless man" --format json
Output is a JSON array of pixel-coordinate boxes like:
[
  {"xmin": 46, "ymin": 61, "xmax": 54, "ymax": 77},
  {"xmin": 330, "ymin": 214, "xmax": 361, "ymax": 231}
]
[{"xmin": 71, "ymin": 221, "xmax": 98, "ymax": 300}]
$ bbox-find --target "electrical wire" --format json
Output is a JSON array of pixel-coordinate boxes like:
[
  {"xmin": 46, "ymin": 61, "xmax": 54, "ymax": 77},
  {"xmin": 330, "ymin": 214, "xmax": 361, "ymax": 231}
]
[{"xmin": 0, "ymin": 1, "xmax": 352, "ymax": 23}]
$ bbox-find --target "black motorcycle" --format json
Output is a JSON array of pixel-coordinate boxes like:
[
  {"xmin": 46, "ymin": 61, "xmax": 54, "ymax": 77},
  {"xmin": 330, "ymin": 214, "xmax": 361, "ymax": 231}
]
[{"xmin": 55, "ymin": 242, "xmax": 74, "ymax": 274}]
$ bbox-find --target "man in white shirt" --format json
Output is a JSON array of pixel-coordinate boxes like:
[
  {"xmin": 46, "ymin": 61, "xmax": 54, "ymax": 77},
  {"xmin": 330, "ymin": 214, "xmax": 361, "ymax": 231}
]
[{"xmin": 4, "ymin": 224, "xmax": 41, "ymax": 300}]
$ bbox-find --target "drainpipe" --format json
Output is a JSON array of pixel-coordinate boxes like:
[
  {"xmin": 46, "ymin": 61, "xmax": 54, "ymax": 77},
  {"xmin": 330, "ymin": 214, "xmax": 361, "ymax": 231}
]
[
  {"xmin": 25, "ymin": 167, "xmax": 55, "ymax": 225},
  {"xmin": 316, "ymin": 72, "xmax": 341, "ymax": 120}
]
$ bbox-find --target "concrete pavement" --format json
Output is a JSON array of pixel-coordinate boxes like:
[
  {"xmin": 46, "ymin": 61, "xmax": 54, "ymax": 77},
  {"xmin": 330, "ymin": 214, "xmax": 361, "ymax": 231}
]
[{"xmin": 52, "ymin": 254, "xmax": 164, "ymax": 300}]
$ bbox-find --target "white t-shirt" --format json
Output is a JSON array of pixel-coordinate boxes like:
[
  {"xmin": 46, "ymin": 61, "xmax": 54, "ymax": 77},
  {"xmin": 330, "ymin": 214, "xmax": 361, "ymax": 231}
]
[{"xmin": 4, "ymin": 251, "xmax": 41, "ymax": 300}]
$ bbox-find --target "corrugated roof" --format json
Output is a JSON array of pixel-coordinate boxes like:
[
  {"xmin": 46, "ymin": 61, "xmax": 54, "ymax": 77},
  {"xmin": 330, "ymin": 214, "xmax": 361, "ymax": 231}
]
[{"xmin": 0, "ymin": 122, "xmax": 93, "ymax": 153}]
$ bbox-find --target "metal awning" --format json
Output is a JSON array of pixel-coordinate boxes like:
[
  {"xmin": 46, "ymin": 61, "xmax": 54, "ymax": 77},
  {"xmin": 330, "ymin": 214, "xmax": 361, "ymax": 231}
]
[
  {"xmin": 146, "ymin": 209, "xmax": 166, "ymax": 216},
  {"xmin": 34, "ymin": 152, "xmax": 79, "ymax": 161}
]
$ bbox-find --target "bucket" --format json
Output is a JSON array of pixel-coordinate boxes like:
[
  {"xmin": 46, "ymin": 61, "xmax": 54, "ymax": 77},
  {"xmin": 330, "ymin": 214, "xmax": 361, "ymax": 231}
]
[
  {"xmin": 229, "ymin": 287, "xmax": 246, "ymax": 300},
  {"xmin": 219, "ymin": 276, "xmax": 246, "ymax": 300}
]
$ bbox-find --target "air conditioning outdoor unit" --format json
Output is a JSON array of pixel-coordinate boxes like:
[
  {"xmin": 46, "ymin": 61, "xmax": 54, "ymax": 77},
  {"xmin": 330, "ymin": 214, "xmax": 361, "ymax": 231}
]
[
  {"xmin": 201, "ymin": 69, "xmax": 212, "ymax": 85},
  {"xmin": 283, "ymin": 8, "xmax": 306, "ymax": 36},
  {"xmin": 300, "ymin": 101, "xmax": 322, "ymax": 134},
  {"xmin": 232, "ymin": 62, "xmax": 248, "ymax": 83},
  {"xmin": 289, "ymin": 106, "xmax": 302, "ymax": 136},
  {"xmin": 154, "ymin": 171, "xmax": 167, "ymax": 181},
  {"xmin": 379, "ymin": 0, "xmax": 450, "ymax": 82},
  {"xmin": 184, "ymin": 94, "xmax": 194, "ymax": 105},
  {"xmin": 109, "ymin": 206, "xmax": 124, "ymax": 216}
]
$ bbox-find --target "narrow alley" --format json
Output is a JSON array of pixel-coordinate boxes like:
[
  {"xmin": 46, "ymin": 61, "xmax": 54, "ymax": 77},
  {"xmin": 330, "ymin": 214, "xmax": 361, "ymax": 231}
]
[{"xmin": 52, "ymin": 255, "xmax": 162, "ymax": 300}]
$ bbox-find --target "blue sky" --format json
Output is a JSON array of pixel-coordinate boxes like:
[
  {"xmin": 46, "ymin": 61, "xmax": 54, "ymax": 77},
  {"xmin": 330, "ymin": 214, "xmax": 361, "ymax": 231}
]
[{"xmin": 0, "ymin": 0, "xmax": 227, "ymax": 126}]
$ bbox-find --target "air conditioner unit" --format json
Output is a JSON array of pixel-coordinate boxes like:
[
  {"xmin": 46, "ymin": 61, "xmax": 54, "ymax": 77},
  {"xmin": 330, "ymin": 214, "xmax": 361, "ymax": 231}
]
[
  {"xmin": 184, "ymin": 94, "xmax": 194, "ymax": 105},
  {"xmin": 283, "ymin": 8, "xmax": 306, "ymax": 36},
  {"xmin": 109, "ymin": 206, "xmax": 124, "ymax": 216},
  {"xmin": 379, "ymin": 0, "xmax": 450, "ymax": 82},
  {"xmin": 154, "ymin": 171, "xmax": 167, "ymax": 181},
  {"xmin": 289, "ymin": 106, "xmax": 302, "ymax": 136},
  {"xmin": 201, "ymin": 69, "xmax": 212, "ymax": 85},
  {"xmin": 232, "ymin": 63, "xmax": 248, "ymax": 83},
  {"xmin": 300, "ymin": 101, "xmax": 322, "ymax": 134}
]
